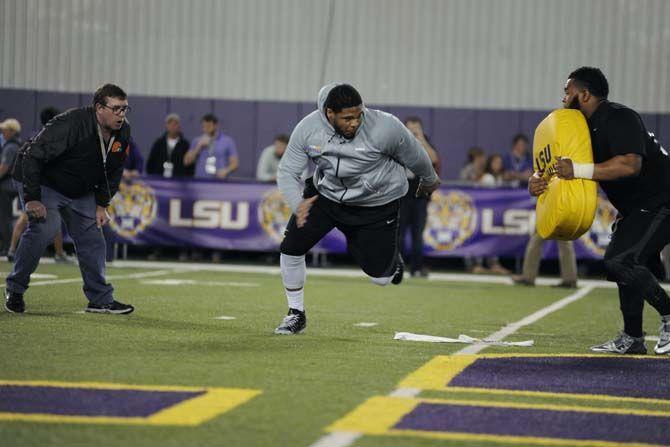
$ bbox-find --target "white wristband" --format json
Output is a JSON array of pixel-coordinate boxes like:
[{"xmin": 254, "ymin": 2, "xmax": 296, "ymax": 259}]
[{"xmin": 572, "ymin": 162, "xmax": 594, "ymax": 180}]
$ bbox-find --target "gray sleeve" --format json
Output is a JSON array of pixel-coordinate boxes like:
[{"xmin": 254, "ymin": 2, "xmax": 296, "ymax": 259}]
[
  {"xmin": 385, "ymin": 117, "xmax": 438, "ymax": 183},
  {"xmin": 256, "ymin": 147, "xmax": 275, "ymax": 181},
  {"xmin": 277, "ymin": 126, "xmax": 310, "ymax": 213},
  {"xmin": 0, "ymin": 143, "xmax": 18, "ymax": 167}
]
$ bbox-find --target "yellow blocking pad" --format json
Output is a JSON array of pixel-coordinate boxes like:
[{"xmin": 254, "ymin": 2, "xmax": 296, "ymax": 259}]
[
  {"xmin": 533, "ymin": 109, "xmax": 597, "ymax": 240},
  {"xmin": 397, "ymin": 354, "xmax": 670, "ymax": 406},
  {"xmin": 0, "ymin": 379, "xmax": 261, "ymax": 426},
  {"xmin": 327, "ymin": 396, "xmax": 670, "ymax": 447}
]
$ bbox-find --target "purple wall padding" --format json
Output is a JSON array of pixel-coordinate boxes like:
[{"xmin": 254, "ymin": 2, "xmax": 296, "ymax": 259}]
[
  {"xmin": 1, "ymin": 88, "xmax": 668, "ymax": 180},
  {"xmin": 659, "ymin": 114, "xmax": 670, "ymax": 141},
  {"xmin": 213, "ymin": 100, "xmax": 257, "ymax": 178},
  {"xmin": 432, "ymin": 108, "xmax": 477, "ymax": 179},
  {"xmin": 0, "ymin": 89, "xmax": 36, "ymax": 135},
  {"xmin": 128, "ymin": 96, "xmax": 169, "ymax": 156},
  {"xmin": 475, "ymin": 110, "xmax": 523, "ymax": 155}
]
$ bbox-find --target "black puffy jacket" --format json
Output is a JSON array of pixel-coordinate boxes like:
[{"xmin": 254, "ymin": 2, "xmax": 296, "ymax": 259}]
[{"xmin": 13, "ymin": 106, "xmax": 130, "ymax": 207}]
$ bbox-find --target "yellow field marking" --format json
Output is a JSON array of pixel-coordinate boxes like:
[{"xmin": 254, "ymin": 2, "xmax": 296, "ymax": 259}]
[
  {"xmin": 148, "ymin": 388, "xmax": 261, "ymax": 426},
  {"xmin": 397, "ymin": 354, "xmax": 670, "ymax": 405},
  {"xmin": 0, "ymin": 380, "xmax": 260, "ymax": 426},
  {"xmin": 327, "ymin": 396, "xmax": 670, "ymax": 447}
]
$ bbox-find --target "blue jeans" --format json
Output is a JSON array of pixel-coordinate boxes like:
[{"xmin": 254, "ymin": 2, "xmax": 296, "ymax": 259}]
[{"xmin": 6, "ymin": 185, "xmax": 113, "ymax": 305}]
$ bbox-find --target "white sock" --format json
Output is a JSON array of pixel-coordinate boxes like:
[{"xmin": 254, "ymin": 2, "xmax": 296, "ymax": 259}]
[
  {"xmin": 286, "ymin": 289, "xmax": 304, "ymax": 311},
  {"xmin": 280, "ymin": 253, "xmax": 306, "ymax": 311}
]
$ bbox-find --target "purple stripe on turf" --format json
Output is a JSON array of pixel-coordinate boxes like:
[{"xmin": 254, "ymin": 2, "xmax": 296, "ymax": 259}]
[
  {"xmin": 0, "ymin": 385, "xmax": 205, "ymax": 417},
  {"xmin": 395, "ymin": 403, "xmax": 670, "ymax": 445},
  {"xmin": 449, "ymin": 357, "xmax": 670, "ymax": 400}
]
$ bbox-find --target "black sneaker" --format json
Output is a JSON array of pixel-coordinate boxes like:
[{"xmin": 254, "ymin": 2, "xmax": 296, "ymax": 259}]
[
  {"xmin": 590, "ymin": 332, "xmax": 647, "ymax": 355},
  {"xmin": 4, "ymin": 289, "xmax": 25, "ymax": 313},
  {"xmin": 391, "ymin": 254, "xmax": 404, "ymax": 285},
  {"xmin": 274, "ymin": 308, "xmax": 306, "ymax": 335},
  {"xmin": 85, "ymin": 300, "xmax": 134, "ymax": 315}
]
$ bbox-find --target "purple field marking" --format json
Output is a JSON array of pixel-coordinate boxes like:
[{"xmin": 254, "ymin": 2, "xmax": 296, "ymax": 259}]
[
  {"xmin": 0, "ymin": 385, "xmax": 205, "ymax": 418},
  {"xmin": 449, "ymin": 357, "xmax": 670, "ymax": 400},
  {"xmin": 395, "ymin": 402, "xmax": 670, "ymax": 445}
]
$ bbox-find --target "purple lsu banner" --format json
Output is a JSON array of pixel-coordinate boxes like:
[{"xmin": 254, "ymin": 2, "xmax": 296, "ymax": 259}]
[{"xmin": 107, "ymin": 178, "xmax": 617, "ymax": 259}]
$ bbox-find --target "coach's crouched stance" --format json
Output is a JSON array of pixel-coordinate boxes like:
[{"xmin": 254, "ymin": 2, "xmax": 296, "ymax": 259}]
[{"xmin": 4, "ymin": 84, "xmax": 134, "ymax": 315}]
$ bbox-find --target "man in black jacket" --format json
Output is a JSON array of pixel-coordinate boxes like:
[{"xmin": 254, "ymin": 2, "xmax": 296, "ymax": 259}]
[
  {"xmin": 530, "ymin": 67, "xmax": 670, "ymax": 355},
  {"xmin": 4, "ymin": 84, "xmax": 134, "ymax": 315},
  {"xmin": 146, "ymin": 113, "xmax": 193, "ymax": 178}
]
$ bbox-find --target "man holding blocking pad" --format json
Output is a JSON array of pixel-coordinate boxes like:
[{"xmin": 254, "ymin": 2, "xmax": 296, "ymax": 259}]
[{"xmin": 529, "ymin": 66, "xmax": 670, "ymax": 355}]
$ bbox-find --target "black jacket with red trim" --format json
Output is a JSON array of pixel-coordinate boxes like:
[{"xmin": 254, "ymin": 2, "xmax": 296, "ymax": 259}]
[{"xmin": 13, "ymin": 106, "xmax": 130, "ymax": 207}]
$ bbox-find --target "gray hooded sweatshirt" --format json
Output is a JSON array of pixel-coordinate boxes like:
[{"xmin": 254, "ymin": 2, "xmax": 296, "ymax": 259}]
[{"xmin": 277, "ymin": 83, "xmax": 438, "ymax": 212}]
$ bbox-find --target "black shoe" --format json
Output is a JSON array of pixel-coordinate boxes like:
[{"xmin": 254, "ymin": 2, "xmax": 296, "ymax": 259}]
[
  {"xmin": 85, "ymin": 300, "xmax": 134, "ymax": 315},
  {"xmin": 274, "ymin": 308, "xmax": 306, "ymax": 335},
  {"xmin": 4, "ymin": 289, "xmax": 25, "ymax": 313},
  {"xmin": 590, "ymin": 332, "xmax": 647, "ymax": 355},
  {"xmin": 391, "ymin": 254, "xmax": 404, "ymax": 285}
]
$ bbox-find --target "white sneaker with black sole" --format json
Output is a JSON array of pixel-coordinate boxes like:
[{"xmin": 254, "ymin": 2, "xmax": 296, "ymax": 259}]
[
  {"xmin": 590, "ymin": 332, "xmax": 647, "ymax": 355},
  {"xmin": 274, "ymin": 308, "xmax": 306, "ymax": 334},
  {"xmin": 85, "ymin": 300, "xmax": 134, "ymax": 315},
  {"xmin": 654, "ymin": 320, "xmax": 670, "ymax": 355}
]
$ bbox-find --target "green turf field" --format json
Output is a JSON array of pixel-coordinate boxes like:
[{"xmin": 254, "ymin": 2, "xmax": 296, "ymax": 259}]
[{"xmin": 0, "ymin": 261, "xmax": 668, "ymax": 447}]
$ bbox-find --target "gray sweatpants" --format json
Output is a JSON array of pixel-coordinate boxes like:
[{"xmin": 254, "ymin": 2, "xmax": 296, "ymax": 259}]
[{"xmin": 6, "ymin": 185, "xmax": 113, "ymax": 305}]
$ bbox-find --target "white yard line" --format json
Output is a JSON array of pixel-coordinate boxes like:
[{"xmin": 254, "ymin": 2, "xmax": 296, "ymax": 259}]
[
  {"xmin": 0, "ymin": 269, "xmax": 178, "ymax": 289},
  {"xmin": 310, "ymin": 285, "xmax": 596, "ymax": 447},
  {"xmin": 109, "ymin": 260, "xmax": 662, "ymax": 290}
]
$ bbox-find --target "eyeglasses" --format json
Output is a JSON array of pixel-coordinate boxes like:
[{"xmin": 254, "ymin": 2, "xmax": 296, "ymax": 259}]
[{"xmin": 101, "ymin": 104, "xmax": 132, "ymax": 115}]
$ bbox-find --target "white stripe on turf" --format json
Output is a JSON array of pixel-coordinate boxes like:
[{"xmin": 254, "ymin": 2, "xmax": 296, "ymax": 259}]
[
  {"xmin": 109, "ymin": 260, "xmax": 670, "ymax": 290},
  {"xmin": 308, "ymin": 285, "xmax": 596, "ymax": 447},
  {"xmin": 0, "ymin": 269, "xmax": 178, "ymax": 289}
]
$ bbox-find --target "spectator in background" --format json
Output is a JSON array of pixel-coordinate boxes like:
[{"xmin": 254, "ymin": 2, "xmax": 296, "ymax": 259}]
[
  {"xmin": 470, "ymin": 153, "xmax": 510, "ymax": 275},
  {"xmin": 146, "ymin": 113, "xmax": 193, "ymax": 178},
  {"xmin": 399, "ymin": 116, "xmax": 440, "ymax": 278},
  {"xmin": 503, "ymin": 134, "xmax": 533, "ymax": 187},
  {"xmin": 256, "ymin": 134, "xmax": 289, "ymax": 182},
  {"xmin": 460, "ymin": 146, "xmax": 486, "ymax": 183},
  {"xmin": 480, "ymin": 154, "xmax": 505, "ymax": 187},
  {"xmin": 184, "ymin": 114, "xmax": 238, "ymax": 180},
  {"xmin": 0, "ymin": 119, "xmax": 22, "ymax": 255},
  {"xmin": 5, "ymin": 109, "xmax": 74, "ymax": 264},
  {"xmin": 512, "ymin": 233, "xmax": 578, "ymax": 288},
  {"xmin": 122, "ymin": 137, "xmax": 143, "ymax": 180}
]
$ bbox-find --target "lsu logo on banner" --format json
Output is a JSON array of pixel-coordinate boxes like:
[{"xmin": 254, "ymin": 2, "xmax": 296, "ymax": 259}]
[
  {"xmin": 258, "ymin": 189, "xmax": 292, "ymax": 243},
  {"xmin": 580, "ymin": 195, "xmax": 616, "ymax": 257},
  {"xmin": 423, "ymin": 190, "xmax": 477, "ymax": 251},
  {"xmin": 108, "ymin": 181, "xmax": 158, "ymax": 239}
]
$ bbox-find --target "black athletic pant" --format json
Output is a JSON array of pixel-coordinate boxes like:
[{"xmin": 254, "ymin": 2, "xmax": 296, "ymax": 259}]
[
  {"xmin": 280, "ymin": 179, "xmax": 400, "ymax": 278},
  {"xmin": 604, "ymin": 205, "xmax": 670, "ymax": 337}
]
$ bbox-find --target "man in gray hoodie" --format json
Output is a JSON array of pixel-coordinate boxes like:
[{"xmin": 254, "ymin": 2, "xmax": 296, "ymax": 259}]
[{"xmin": 275, "ymin": 83, "xmax": 440, "ymax": 334}]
